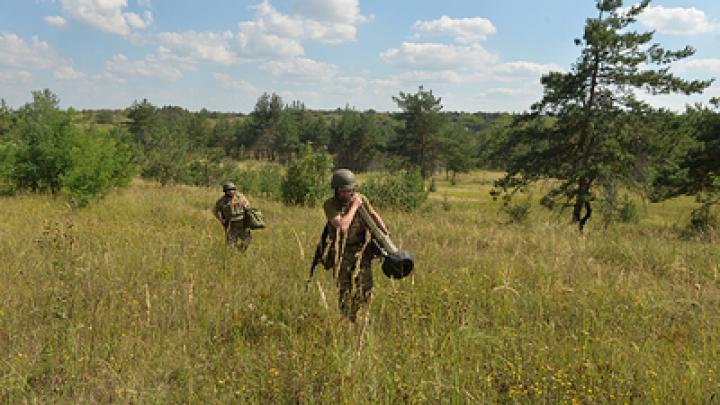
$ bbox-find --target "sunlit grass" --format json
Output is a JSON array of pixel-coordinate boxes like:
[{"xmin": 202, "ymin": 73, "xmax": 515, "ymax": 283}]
[{"xmin": 1, "ymin": 172, "xmax": 718, "ymax": 403}]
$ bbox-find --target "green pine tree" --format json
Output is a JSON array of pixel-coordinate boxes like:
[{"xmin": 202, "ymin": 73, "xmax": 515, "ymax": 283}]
[
  {"xmin": 390, "ymin": 86, "xmax": 448, "ymax": 178},
  {"xmin": 330, "ymin": 108, "xmax": 384, "ymax": 172},
  {"xmin": 493, "ymin": 0, "xmax": 712, "ymax": 231}
]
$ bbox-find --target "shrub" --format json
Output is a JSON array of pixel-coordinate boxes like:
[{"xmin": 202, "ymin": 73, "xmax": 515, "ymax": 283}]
[
  {"xmin": 0, "ymin": 141, "xmax": 17, "ymax": 195},
  {"xmin": 281, "ymin": 144, "xmax": 333, "ymax": 206},
  {"xmin": 599, "ymin": 194, "xmax": 640, "ymax": 226},
  {"xmin": 6, "ymin": 90, "xmax": 135, "ymax": 206},
  {"xmin": 357, "ymin": 168, "xmax": 428, "ymax": 211},
  {"xmin": 617, "ymin": 195, "xmax": 640, "ymax": 224},
  {"xmin": 257, "ymin": 165, "xmax": 283, "ymax": 199},
  {"xmin": 235, "ymin": 169, "xmax": 260, "ymax": 195},
  {"xmin": 501, "ymin": 197, "xmax": 531, "ymax": 224},
  {"xmin": 60, "ymin": 128, "xmax": 134, "ymax": 206},
  {"xmin": 95, "ymin": 110, "xmax": 115, "ymax": 125},
  {"xmin": 227, "ymin": 165, "xmax": 284, "ymax": 200},
  {"xmin": 689, "ymin": 203, "xmax": 718, "ymax": 233},
  {"xmin": 138, "ymin": 127, "xmax": 193, "ymax": 186},
  {"xmin": 187, "ymin": 157, "xmax": 240, "ymax": 188}
]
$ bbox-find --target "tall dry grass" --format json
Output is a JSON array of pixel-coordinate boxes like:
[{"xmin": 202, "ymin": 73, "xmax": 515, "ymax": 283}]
[{"xmin": 1, "ymin": 173, "xmax": 718, "ymax": 403}]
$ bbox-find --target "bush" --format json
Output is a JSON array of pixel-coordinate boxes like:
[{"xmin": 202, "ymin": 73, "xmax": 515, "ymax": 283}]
[
  {"xmin": 186, "ymin": 157, "xmax": 240, "ymax": 188},
  {"xmin": 59, "ymin": 128, "xmax": 134, "ymax": 206},
  {"xmin": 95, "ymin": 110, "xmax": 115, "ymax": 125},
  {"xmin": 357, "ymin": 168, "xmax": 428, "ymax": 211},
  {"xmin": 228, "ymin": 165, "xmax": 284, "ymax": 200},
  {"xmin": 281, "ymin": 144, "xmax": 333, "ymax": 206},
  {"xmin": 501, "ymin": 196, "xmax": 531, "ymax": 224},
  {"xmin": 0, "ymin": 141, "xmax": 17, "ymax": 195},
  {"xmin": 617, "ymin": 195, "xmax": 640, "ymax": 224},
  {"xmin": 235, "ymin": 169, "xmax": 260, "ymax": 195},
  {"xmin": 257, "ymin": 165, "xmax": 283, "ymax": 199},
  {"xmin": 599, "ymin": 194, "xmax": 640, "ymax": 226},
  {"xmin": 689, "ymin": 203, "xmax": 718, "ymax": 233},
  {"xmin": 5, "ymin": 90, "xmax": 135, "ymax": 206},
  {"xmin": 138, "ymin": 127, "xmax": 193, "ymax": 186}
]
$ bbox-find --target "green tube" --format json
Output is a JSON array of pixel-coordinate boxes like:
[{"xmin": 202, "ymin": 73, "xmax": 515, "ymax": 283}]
[{"xmin": 358, "ymin": 205, "xmax": 398, "ymax": 255}]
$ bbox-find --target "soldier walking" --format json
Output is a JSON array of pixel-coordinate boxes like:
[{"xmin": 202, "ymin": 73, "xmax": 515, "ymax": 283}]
[
  {"xmin": 212, "ymin": 182, "xmax": 252, "ymax": 251},
  {"xmin": 322, "ymin": 169, "xmax": 389, "ymax": 322}
]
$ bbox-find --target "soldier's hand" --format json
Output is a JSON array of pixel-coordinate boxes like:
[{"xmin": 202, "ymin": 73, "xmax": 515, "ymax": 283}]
[{"xmin": 352, "ymin": 193, "xmax": 363, "ymax": 207}]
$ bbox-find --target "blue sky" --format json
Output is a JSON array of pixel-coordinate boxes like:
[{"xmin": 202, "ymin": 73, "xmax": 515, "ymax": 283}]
[{"xmin": 1, "ymin": 0, "xmax": 719, "ymax": 112}]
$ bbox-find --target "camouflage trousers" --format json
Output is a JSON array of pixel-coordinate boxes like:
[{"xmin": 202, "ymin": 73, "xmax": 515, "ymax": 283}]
[
  {"xmin": 337, "ymin": 244, "xmax": 373, "ymax": 322},
  {"xmin": 225, "ymin": 221, "xmax": 251, "ymax": 251}
]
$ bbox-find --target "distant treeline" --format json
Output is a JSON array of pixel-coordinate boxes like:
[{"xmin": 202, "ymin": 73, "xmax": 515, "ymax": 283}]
[
  {"xmin": 0, "ymin": 86, "xmax": 509, "ymax": 206},
  {"xmin": 0, "ymin": 85, "xmax": 718, "ymax": 224},
  {"xmin": 83, "ymin": 89, "xmax": 510, "ymax": 177}
]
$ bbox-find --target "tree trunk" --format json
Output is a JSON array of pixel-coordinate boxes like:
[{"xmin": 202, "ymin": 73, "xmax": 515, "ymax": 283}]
[
  {"xmin": 573, "ymin": 179, "xmax": 593, "ymax": 232},
  {"xmin": 571, "ymin": 19, "xmax": 602, "ymax": 233},
  {"xmin": 573, "ymin": 200, "xmax": 592, "ymax": 232}
]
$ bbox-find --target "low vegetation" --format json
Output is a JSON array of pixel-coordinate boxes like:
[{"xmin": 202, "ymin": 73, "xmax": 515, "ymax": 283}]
[{"xmin": 1, "ymin": 173, "xmax": 718, "ymax": 403}]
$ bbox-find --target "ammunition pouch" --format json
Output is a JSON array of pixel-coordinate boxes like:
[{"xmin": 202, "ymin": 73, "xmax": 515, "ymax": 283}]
[{"xmin": 244, "ymin": 207, "xmax": 265, "ymax": 229}]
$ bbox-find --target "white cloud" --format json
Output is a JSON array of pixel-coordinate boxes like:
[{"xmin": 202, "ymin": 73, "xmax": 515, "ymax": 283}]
[
  {"xmin": 0, "ymin": 70, "xmax": 32, "ymax": 83},
  {"xmin": 494, "ymin": 61, "xmax": 564, "ymax": 76},
  {"xmin": 158, "ymin": 31, "xmax": 238, "ymax": 65},
  {"xmin": 379, "ymin": 17, "xmax": 563, "ymax": 92},
  {"xmin": 261, "ymin": 57, "xmax": 339, "ymax": 79},
  {"xmin": 44, "ymin": 15, "xmax": 68, "ymax": 28},
  {"xmin": 638, "ymin": 5, "xmax": 718, "ymax": 35},
  {"xmin": 380, "ymin": 42, "xmax": 498, "ymax": 70},
  {"xmin": 333, "ymin": 75, "xmax": 398, "ymax": 93},
  {"xmin": 0, "ymin": 33, "xmax": 85, "ymax": 84},
  {"xmin": 54, "ymin": 65, "xmax": 85, "ymax": 80},
  {"xmin": 154, "ymin": 46, "xmax": 196, "ymax": 70},
  {"xmin": 124, "ymin": 10, "xmax": 153, "ymax": 29},
  {"xmin": 235, "ymin": 30, "xmax": 304, "ymax": 58},
  {"xmin": 288, "ymin": 0, "xmax": 368, "ymax": 24},
  {"xmin": 385, "ymin": 62, "xmax": 561, "ymax": 88},
  {"xmin": 0, "ymin": 32, "xmax": 66, "ymax": 70},
  {"xmin": 483, "ymin": 86, "xmax": 538, "ymax": 97},
  {"xmin": 240, "ymin": 0, "xmax": 366, "ymax": 46},
  {"xmin": 213, "ymin": 73, "xmax": 258, "ymax": 93},
  {"xmin": 394, "ymin": 70, "xmax": 467, "ymax": 84},
  {"xmin": 105, "ymin": 53, "xmax": 184, "ymax": 80},
  {"xmin": 0, "ymin": 32, "xmax": 86, "ymax": 80},
  {"xmin": 148, "ymin": 0, "xmax": 367, "ymax": 67},
  {"xmin": 60, "ymin": 0, "xmax": 153, "ymax": 36},
  {"xmin": 91, "ymin": 72, "xmax": 126, "ymax": 83},
  {"xmin": 414, "ymin": 15, "xmax": 496, "ymax": 44},
  {"xmin": 674, "ymin": 58, "xmax": 720, "ymax": 73}
]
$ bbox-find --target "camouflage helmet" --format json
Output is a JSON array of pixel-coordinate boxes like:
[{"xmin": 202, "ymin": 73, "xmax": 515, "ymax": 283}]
[
  {"xmin": 331, "ymin": 169, "xmax": 356, "ymax": 190},
  {"xmin": 222, "ymin": 182, "xmax": 236, "ymax": 192}
]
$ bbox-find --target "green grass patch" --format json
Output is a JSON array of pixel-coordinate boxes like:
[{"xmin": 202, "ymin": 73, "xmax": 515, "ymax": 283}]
[{"xmin": 1, "ymin": 172, "xmax": 718, "ymax": 403}]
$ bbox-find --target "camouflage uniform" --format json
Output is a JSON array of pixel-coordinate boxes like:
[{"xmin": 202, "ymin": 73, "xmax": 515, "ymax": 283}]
[
  {"xmin": 213, "ymin": 193, "xmax": 252, "ymax": 251},
  {"xmin": 323, "ymin": 193, "xmax": 376, "ymax": 322}
]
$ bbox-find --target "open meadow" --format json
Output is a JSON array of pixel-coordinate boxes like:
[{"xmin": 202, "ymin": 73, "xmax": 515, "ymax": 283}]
[{"xmin": 1, "ymin": 171, "xmax": 719, "ymax": 404}]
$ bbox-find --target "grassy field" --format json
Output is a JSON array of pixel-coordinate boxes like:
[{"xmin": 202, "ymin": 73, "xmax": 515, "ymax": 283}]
[{"xmin": 1, "ymin": 172, "xmax": 718, "ymax": 403}]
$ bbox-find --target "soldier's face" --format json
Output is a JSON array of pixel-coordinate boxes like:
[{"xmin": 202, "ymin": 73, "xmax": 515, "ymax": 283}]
[
  {"xmin": 225, "ymin": 189, "xmax": 236, "ymax": 197},
  {"xmin": 337, "ymin": 188, "xmax": 352, "ymax": 203}
]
